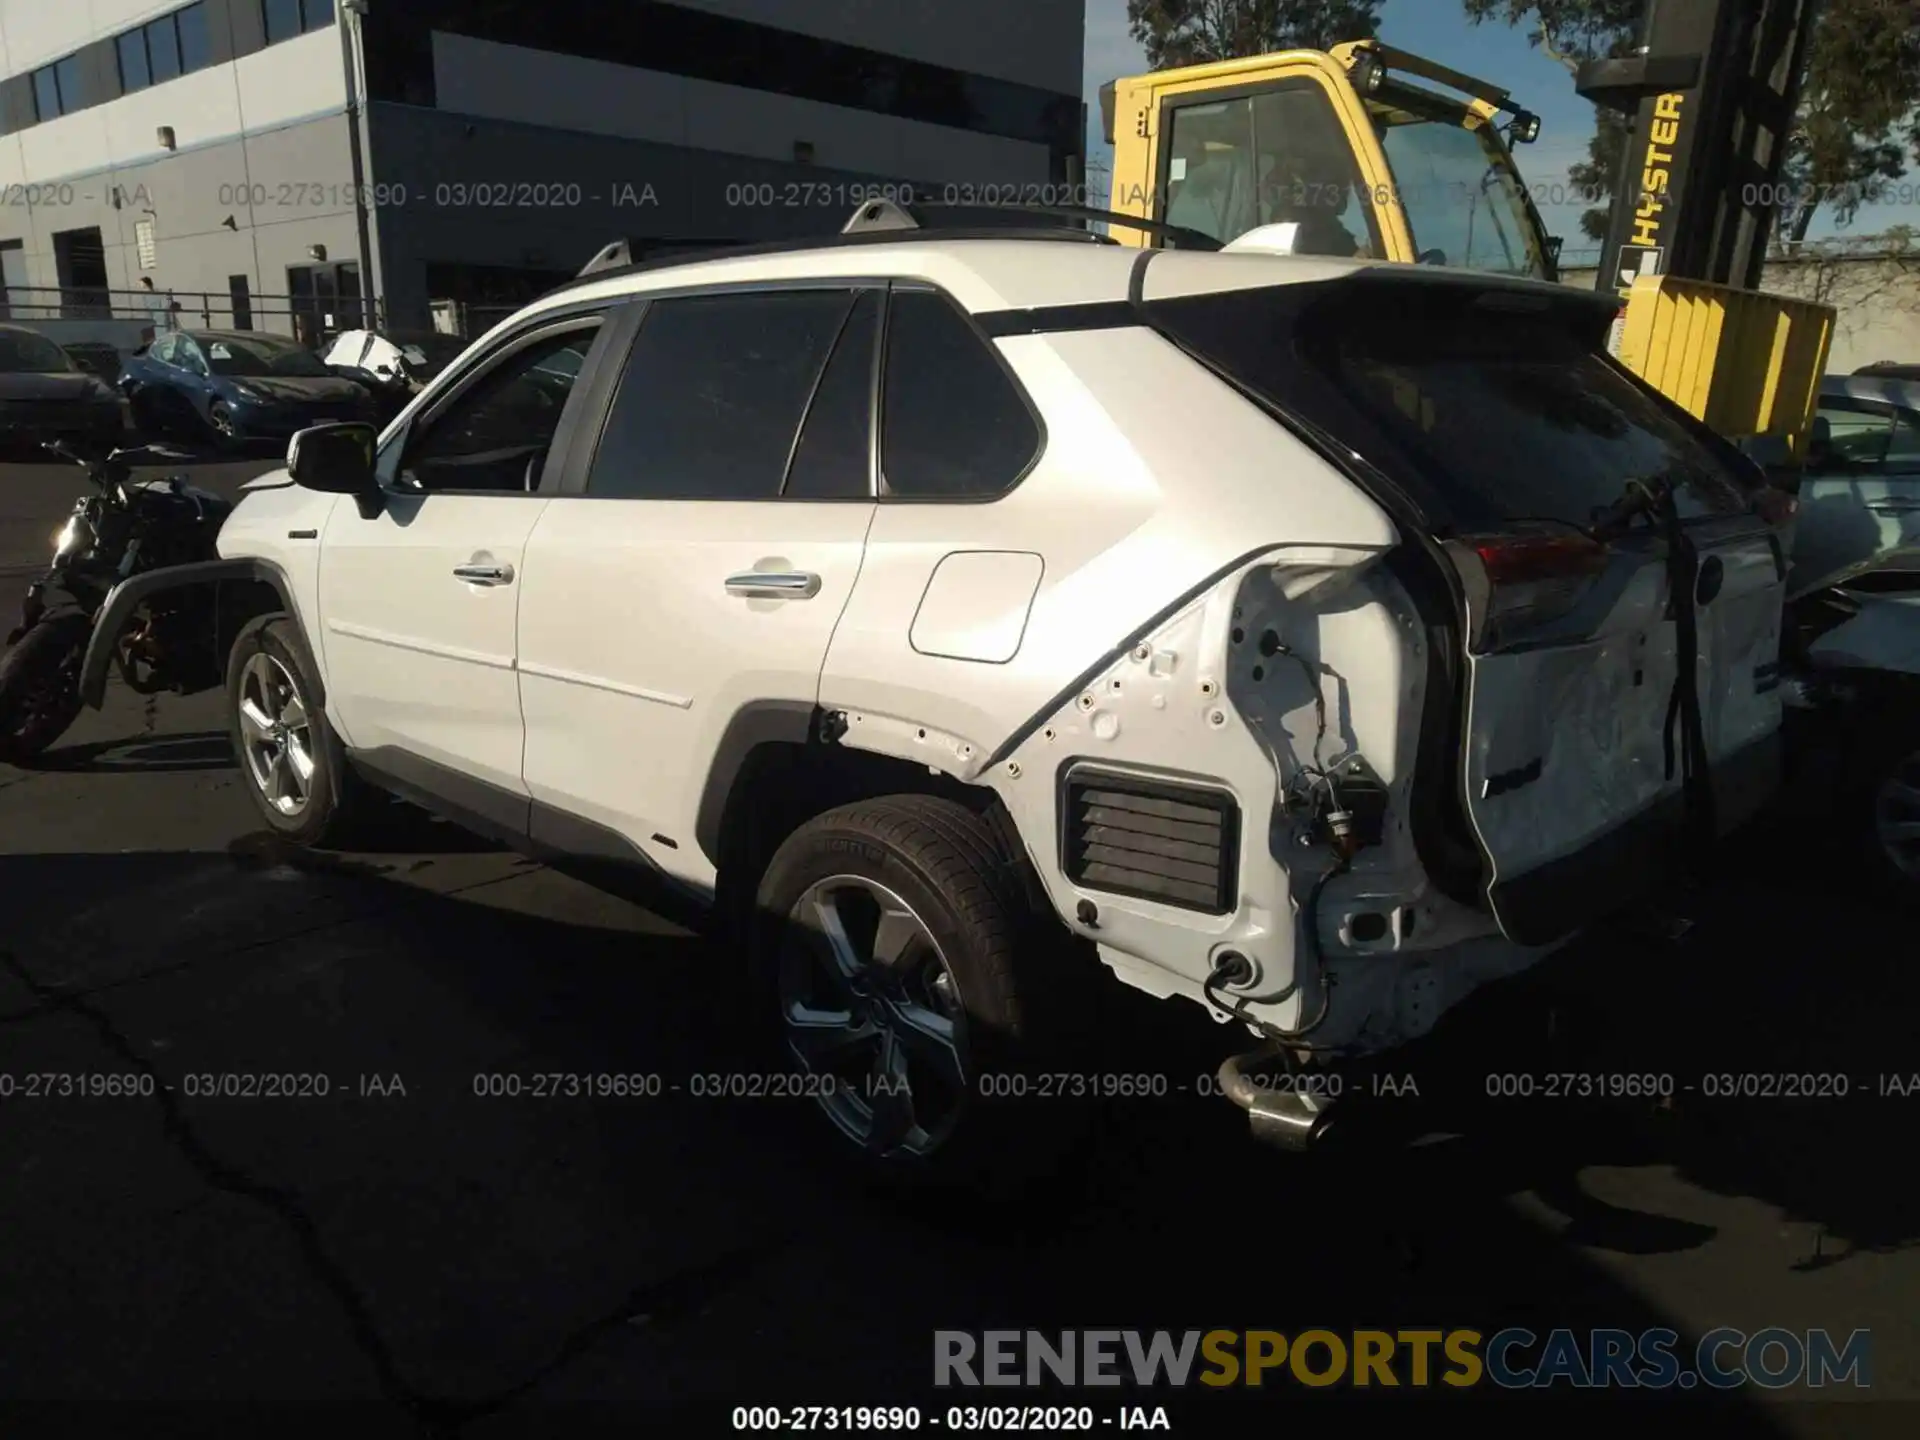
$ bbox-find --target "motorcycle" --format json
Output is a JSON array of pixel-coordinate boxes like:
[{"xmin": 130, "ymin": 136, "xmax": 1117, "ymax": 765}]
[{"xmin": 0, "ymin": 439, "xmax": 231, "ymax": 763}]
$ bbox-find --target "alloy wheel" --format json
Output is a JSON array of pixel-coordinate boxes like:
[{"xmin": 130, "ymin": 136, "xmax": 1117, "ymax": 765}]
[
  {"xmin": 779, "ymin": 875, "xmax": 970, "ymax": 1158},
  {"xmin": 237, "ymin": 652, "xmax": 314, "ymax": 817}
]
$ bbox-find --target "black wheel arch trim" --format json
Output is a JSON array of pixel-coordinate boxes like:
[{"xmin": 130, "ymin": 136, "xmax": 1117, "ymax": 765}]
[
  {"xmin": 694, "ymin": 699, "xmax": 823, "ymax": 865},
  {"xmin": 79, "ymin": 556, "xmax": 301, "ymax": 710}
]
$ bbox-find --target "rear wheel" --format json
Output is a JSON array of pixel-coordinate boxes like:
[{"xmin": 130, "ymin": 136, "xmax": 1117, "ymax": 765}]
[
  {"xmin": 0, "ymin": 613, "xmax": 91, "ymax": 764},
  {"xmin": 227, "ymin": 616, "xmax": 368, "ymax": 846},
  {"xmin": 750, "ymin": 795, "xmax": 1089, "ymax": 1194}
]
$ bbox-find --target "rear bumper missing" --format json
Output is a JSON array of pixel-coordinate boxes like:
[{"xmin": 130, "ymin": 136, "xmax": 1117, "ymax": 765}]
[{"xmin": 1488, "ymin": 728, "xmax": 1782, "ymax": 946}]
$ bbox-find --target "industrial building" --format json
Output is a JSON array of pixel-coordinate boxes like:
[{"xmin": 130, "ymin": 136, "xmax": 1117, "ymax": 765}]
[{"xmin": 0, "ymin": 0, "xmax": 1086, "ymax": 338}]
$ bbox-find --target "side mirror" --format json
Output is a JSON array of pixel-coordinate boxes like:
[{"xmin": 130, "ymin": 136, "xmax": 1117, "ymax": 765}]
[{"xmin": 288, "ymin": 422, "xmax": 380, "ymax": 511}]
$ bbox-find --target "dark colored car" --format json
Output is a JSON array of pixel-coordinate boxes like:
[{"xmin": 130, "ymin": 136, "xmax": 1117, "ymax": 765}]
[
  {"xmin": 59, "ymin": 340, "xmax": 126, "ymax": 385},
  {"xmin": 119, "ymin": 329, "xmax": 377, "ymax": 448},
  {"xmin": 0, "ymin": 323, "xmax": 125, "ymax": 456}
]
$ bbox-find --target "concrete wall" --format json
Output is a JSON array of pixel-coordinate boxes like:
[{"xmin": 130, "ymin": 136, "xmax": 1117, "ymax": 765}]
[
  {"xmin": 1562, "ymin": 255, "xmax": 1920, "ymax": 373},
  {"xmin": 681, "ymin": 0, "xmax": 1084, "ymax": 95},
  {"xmin": 0, "ymin": 24, "xmax": 351, "ymax": 333}
]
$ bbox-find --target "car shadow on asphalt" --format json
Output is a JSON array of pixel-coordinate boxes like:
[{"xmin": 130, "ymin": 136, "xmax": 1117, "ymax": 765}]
[
  {"xmin": 16, "ymin": 729, "xmax": 235, "ymax": 774},
  {"xmin": 0, "ymin": 816, "xmax": 1899, "ymax": 1430}
]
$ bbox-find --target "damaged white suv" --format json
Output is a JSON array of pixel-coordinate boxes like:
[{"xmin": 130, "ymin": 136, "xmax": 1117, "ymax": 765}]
[{"xmin": 80, "ymin": 210, "xmax": 1787, "ymax": 1177}]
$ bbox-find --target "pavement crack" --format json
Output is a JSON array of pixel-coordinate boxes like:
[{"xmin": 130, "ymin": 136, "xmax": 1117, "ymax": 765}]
[
  {"xmin": 2, "ymin": 942, "xmax": 792, "ymax": 1434},
  {"xmin": 0, "ymin": 947, "xmax": 468, "ymax": 1435}
]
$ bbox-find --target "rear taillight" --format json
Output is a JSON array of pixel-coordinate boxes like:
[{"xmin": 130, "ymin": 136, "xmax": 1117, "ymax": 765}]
[{"xmin": 1445, "ymin": 533, "xmax": 1608, "ymax": 651}]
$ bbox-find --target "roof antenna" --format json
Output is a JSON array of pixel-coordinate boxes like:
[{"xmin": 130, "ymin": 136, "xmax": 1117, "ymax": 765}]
[{"xmin": 840, "ymin": 199, "xmax": 920, "ymax": 235}]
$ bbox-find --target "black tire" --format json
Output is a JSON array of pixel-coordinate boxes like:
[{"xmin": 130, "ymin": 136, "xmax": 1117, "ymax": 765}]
[
  {"xmin": 1850, "ymin": 707, "xmax": 1920, "ymax": 907},
  {"xmin": 226, "ymin": 614, "xmax": 368, "ymax": 847},
  {"xmin": 0, "ymin": 613, "xmax": 91, "ymax": 765},
  {"xmin": 749, "ymin": 794, "xmax": 1090, "ymax": 1196}
]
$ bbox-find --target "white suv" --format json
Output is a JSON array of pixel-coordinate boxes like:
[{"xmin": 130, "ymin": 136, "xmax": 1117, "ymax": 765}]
[{"xmin": 80, "ymin": 214, "xmax": 1788, "ymax": 1177}]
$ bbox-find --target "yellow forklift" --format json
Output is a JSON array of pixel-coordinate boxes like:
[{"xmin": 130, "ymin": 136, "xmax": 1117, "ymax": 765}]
[{"xmin": 1096, "ymin": 8, "xmax": 1834, "ymax": 459}]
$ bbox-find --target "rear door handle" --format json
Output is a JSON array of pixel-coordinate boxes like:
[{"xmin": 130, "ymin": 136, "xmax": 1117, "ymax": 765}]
[
  {"xmin": 725, "ymin": 571, "xmax": 821, "ymax": 600},
  {"xmin": 454, "ymin": 563, "xmax": 514, "ymax": 586}
]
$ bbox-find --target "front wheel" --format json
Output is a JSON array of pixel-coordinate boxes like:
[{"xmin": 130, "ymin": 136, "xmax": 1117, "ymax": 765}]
[
  {"xmin": 226, "ymin": 616, "xmax": 368, "ymax": 846},
  {"xmin": 207, "ymin": 400, "xmax": 243, "ymax": 451},
  {"xmin": 0, "ymin": 612, "xmax": 92, "ymax": 764}
]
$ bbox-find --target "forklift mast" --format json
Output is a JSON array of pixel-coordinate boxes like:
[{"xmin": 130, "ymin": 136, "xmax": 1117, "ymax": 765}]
[{"xmin": 1577, "ymin": 0, "xmax": 1822, "ymax": 300}]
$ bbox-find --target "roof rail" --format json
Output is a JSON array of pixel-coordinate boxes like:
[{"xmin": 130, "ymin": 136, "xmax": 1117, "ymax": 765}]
[{"xmin": 840, "ymin": 198, "xmax": 1220, "ymax": 251}]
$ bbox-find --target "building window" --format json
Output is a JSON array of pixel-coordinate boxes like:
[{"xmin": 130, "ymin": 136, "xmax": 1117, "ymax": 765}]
[
  {"xmin": 30, "ymin": 55, "xmax": 82, "ymax": 122},
  {"xmin": 118, "ymin": 5, "xmax": 215, "ymax": 95},
  {"xmin": 264, "ymin": 0, "xmax": 336, "ymax": 45}
]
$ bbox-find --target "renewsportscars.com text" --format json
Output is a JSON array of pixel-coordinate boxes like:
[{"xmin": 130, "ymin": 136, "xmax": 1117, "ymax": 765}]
[{"xmin": 934, "ymin": 1328, "xmax": 1871, "ymax": 1390}]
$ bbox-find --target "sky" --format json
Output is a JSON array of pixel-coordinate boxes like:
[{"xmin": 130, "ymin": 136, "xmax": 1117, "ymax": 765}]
[{"xmin": 1080, "ymin": 0, "xmax": 1920, "ymax": 263}]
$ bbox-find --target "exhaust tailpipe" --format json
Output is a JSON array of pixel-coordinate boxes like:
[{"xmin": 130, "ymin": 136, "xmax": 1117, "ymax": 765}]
[{"xmin": 1217, "ymin": 1041, "xmax": 1335, "ymax": 1152}]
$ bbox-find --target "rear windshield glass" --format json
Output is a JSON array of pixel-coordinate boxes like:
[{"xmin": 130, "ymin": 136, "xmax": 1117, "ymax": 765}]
[{"xmin": 1147, "ymin": 281, "xmax": 1755, "ymax": 535}]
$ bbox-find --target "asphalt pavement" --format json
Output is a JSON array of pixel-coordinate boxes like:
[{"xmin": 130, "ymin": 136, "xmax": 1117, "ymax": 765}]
[{"xmin": 0, "ymin": 459, "xmax": 1914, "ymax": 1435}]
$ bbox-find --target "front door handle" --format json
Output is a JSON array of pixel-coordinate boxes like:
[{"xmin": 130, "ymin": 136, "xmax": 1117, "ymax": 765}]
[
  {"xmin": 725, "ymin": 570, "xmax": 821, "ymax": 600},
  {"xmin": 1864, "ymin": 498, "xmax": 1920, "ymax": 514},
  {"xmin": 454, "ymin": 562, "xmax": 514, "ymax": 586}
]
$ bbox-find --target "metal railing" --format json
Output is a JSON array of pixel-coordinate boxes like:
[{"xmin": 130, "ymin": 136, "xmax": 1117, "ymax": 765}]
[{"xmin": 0, "ymin": 284, "xmax": 386, "ymax": 346}]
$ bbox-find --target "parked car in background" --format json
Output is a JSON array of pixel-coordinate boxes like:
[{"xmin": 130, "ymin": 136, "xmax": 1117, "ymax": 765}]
[
  {"xmin": 1852, "ymin": 360, "xmax": 1920, "ymax": 384},
  {"xmin": 119, "ymin": 330, "xmax": 377, "ymax": 449},
  {"xmin": 1797, "ymin": 373, "xmax": 1920, "ymax": 593},
  {"xmin": 319, "ymin": 328, "xmax": 470, "ymax": 427},
  {"xmin": 59, "ymin": 340, "xmax": 126, "ymax": 386},
  {"xmin": 0, "ymin": 323, "xmax": 125, "ymax": 457}
]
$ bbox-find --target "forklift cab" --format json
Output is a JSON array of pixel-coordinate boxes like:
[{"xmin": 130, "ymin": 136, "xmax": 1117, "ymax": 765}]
[{"xmin": 1102, "ymin": 40, "xmax": 1559, "ymax": 280}]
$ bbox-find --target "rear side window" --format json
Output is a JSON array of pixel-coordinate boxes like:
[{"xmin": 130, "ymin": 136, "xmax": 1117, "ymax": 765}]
[
  {"xmin": 1147, "ymin": 281, "xmax": 1753, "ymax": 534},
  {"xmin": 587, "ymin": 290, "xmax": 853, "ymax": 500},
  {"xmin": 880, "ymin": 290, "xmax": 1040, "ymax": 499}
]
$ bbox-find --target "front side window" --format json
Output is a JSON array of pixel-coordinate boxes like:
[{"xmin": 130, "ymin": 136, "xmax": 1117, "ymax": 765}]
[
  {"xmin": 880, "ymin": 290, "xmax": 1039, "ymax": 499},
  {"xmin": 1374, "ymin": 102, "xmax": 1543, "ymax": 278},
  {"xmin": 585, "ymin": 290, "xmax": 855, "ymax": 501},
  {"xmin": 1159, "ymin": 80, "xmax": 1375, "ymax": 257},
  {"xmin": 401, "ymin": 325, "xmax": 599, "ymax": 493}
]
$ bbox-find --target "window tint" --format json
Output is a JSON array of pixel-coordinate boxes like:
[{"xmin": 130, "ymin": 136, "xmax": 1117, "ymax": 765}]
[
  {"xmin": 1145, "ymin": 283, "xmax": 1753, "ymax": 532},
  {"xmin": 263, "ymin": 0, "xmax": 303, "ymax": 43},
  {"xmin": 785, "ymin": 289, "xmax": 879, "ymax": 499},
  {"xmin": 586, "ymin": 290, "xmax": 854, "ymax": 500},
  {"xmin": 177, "ymin": 4, "xmax": 213, "ymax": 72},
  {"xmin": 32, "ymin": 68, "xmax": 60, "ymax": 122},
  {"xmin": 403, "ymin": 326, "xmax": 598, "ymax": 493},
  {"xmin": 880, "ymin": 290, "xmax": 1039, "ymax": 499},
  {"xmin": 118, "ymin": 31, "xmax": 151, "ymax": 90},
  {"xmin": 148, "ymin": 15, "xmax": 182, "ymax": 83},
  {"xmin": 1810, "ymin": 404, "xmax": 1893, "ymax": 471}
]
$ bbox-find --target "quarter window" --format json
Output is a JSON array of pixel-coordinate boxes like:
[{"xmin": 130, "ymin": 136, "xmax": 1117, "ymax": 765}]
[
  {"xmin": 585, "ymin": 290, "xmax": 855, "ymax": 501},
  {"xmin": 879, "ymin": 290, "xmax": 1039, "ymax": 499},
  {"xmin": 400, "ymin": 325, "xmax": 599, "ymax": 493}
]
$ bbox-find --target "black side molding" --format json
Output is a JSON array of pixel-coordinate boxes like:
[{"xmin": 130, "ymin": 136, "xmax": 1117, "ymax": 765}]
[{"xmin": 79, "ymin": 557, "xmax": 293, "ymax": 710}]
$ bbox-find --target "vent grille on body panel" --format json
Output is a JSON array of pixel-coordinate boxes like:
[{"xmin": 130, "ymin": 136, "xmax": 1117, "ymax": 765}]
[{"xmin": 1061, "ymin": 768, "xmax": 1239, "ymax": 915}]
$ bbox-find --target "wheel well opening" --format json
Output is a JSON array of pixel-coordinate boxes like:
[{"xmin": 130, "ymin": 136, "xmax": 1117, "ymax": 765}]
[
  {"xmin": 711, "ymin": 741, "xmax": 1047, "ymax": 918},
  {"xmin": 215, "ymin": 579, "xmax": 288, "ymax": 667}
]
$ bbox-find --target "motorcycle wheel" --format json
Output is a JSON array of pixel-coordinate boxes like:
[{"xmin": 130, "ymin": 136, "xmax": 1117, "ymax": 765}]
[{"xmin": 0, "ymin": 613, "xmax": 92, "ymax": 765}]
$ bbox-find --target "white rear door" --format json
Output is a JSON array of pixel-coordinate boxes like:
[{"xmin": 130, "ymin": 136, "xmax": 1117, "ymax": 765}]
[{"xmin": 517, "ymin": 287, "xmax": 880, "ymax": 885}]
